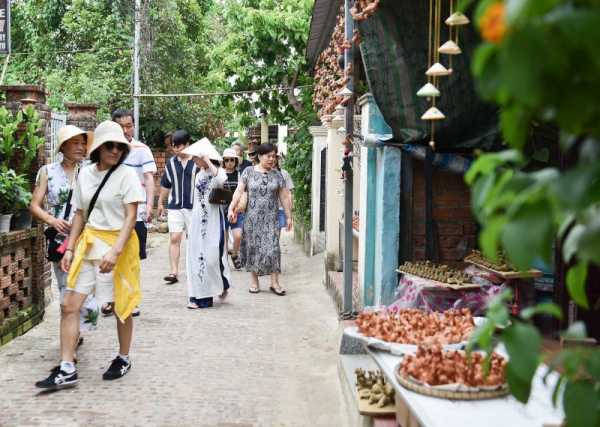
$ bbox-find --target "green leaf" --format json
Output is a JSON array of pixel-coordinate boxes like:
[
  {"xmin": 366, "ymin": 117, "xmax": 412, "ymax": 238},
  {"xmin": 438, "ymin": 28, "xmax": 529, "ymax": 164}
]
[
  {"xmin": 505, "ymin": 363, "xmax": 533, "ymax": 403},
  {"xmin": 502, "ymin": 323, "xmax": 541, "ymax": 403},
  {"xmin": 566, "ymin": 262, "xmax": 589, "ymax": 309},
  {"xmin": 578, "ymin": 214, "xmax": 600, "ymax": 266},
  {"xmin": 563, "ymin": 380, "xmax": 600, "ymax": 427},
  {"xmin": 520, "ymin": 303, "xmax": 563, "ymax": 321},
  {"xmin": 501, "ymin": 200, "xmax": 554, "ymax": 270},
  {"xmin": 584, "ymin": 350, "xmax": 600, "ymax": 383},
  {"xmin": 478, "ymin": 215, "xmax": 507, "ymax": 261},
  {"xmin": 500, "ymin": 107, "xmax": 531, "ymax": 149},
  {"xmin": 551, "ymin": 375, "xmax": 564, "ymax": 407}
]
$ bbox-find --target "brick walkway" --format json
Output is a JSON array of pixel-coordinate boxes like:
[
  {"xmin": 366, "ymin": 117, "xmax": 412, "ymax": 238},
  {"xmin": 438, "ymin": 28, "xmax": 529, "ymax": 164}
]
[{"xmin": 0, "ymin": 232, "xmax": 348, "ymax": 426}]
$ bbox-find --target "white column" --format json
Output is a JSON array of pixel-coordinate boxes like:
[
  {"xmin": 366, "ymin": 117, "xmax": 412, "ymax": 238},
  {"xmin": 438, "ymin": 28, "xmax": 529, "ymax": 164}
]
[
  {"xmin": 309, "ymin": 125, "xmax": 328, "ymax": 256},
  {"xmin": 322, "ymin": 116, "xmax": 345, "ymax": 271}
]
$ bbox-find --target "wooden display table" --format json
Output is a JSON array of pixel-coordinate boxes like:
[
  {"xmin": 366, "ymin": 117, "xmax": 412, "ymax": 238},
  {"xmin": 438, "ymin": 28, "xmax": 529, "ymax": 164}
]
[{"xmin": 364, "ymin": 346, "xmax": 564, "ymax": 427}]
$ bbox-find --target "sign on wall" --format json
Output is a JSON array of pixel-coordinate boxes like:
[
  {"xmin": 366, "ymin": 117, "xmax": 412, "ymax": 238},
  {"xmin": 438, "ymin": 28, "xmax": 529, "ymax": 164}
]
[{"xmin": 0, "ymin": 0, "xmax": 9, "ymax": 55}]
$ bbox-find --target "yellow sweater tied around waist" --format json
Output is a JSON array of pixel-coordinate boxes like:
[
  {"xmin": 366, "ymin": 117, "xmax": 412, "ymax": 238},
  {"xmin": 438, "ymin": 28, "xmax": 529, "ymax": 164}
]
[{"xmin": 66, "ymin": 227, "xmax": 142, "ymax": 322}]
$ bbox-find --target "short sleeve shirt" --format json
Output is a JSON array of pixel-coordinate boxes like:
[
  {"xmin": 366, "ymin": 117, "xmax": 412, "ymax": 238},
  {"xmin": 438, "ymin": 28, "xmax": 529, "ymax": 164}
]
[
  {"xmin": 278, "ymin": 168, "xmax": 294, "ymax": 210},
  {"xmin": 72, "ymin": 164, "xmax": 144, "ymax": 231},
  {"xmin": 123, "ymin": 139, "xmax": 157, "ymax": 220}
]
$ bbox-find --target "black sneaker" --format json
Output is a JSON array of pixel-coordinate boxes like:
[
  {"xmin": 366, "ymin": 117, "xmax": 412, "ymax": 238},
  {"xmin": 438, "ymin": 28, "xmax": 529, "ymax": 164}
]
[
  {"xmin": 102, "ymin": 357, "xmax": 131, "ymax": 380},
  {"xmin": 36, "ymin": 366, "xmax": 78, "ymax": 389}
]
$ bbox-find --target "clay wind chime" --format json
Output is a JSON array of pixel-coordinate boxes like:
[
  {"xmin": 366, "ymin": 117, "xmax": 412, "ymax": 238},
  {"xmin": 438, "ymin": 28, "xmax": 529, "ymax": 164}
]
[{"xmin": 417, "ymin": 0, "xmax": 469, "ymax": 150}]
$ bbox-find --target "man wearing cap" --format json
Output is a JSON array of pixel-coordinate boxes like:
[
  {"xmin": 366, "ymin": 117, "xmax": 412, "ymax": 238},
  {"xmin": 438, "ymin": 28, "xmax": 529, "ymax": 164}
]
[
  {"xmin": 108, "ymin": 109, "xmax": 157, "ymax": 317},
  {"xmin": 157, "ymin": 130, "xmax": 198, "ymax": 284},
  {"xmin": 231, "ymin": 140, "xmax": 252, "ymax": 174}
]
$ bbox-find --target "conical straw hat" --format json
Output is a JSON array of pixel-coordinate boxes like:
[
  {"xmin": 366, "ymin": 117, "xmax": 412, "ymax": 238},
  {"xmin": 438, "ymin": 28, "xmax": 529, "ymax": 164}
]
[
  {"xmin": 417, "ymin": 83, "xmax": 440, "ymax": 97},
  {"xmin": 182, "ymin": 137, "xmax": 223, "ymax": 162},
  {"xmin": 426, "ymin": 63, "xmax": 451, "ymax": 76},
  {"xmin": 421, "ymin": 107, "xmax": 446, "ymax": 120},
  {"xmin": 438, "ymin": 41, "xmax": 462, "ymax": 55}
]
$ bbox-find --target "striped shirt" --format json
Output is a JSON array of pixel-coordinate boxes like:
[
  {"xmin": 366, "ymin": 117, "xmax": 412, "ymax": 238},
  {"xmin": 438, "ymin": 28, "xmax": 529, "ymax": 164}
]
[{"xmin": 160, "ymin": 155, "xmax": 198, "ymax": 210}]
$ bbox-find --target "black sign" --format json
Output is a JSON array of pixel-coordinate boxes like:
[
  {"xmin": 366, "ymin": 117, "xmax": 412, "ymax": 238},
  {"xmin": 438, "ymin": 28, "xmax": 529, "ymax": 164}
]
[{"xmin": 0, "ymin": 0, "xmax": 9, "ymax": 55}]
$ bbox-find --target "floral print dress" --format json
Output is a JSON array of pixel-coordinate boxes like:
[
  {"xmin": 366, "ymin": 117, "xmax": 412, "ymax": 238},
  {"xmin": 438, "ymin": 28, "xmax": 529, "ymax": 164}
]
[
  {"xmin": 238, "ymin": 167, "xmax": 285, "ymax": 274},
  {"xmin": 37, "ymin": 161, "xmax": 99, "ymax": 331}
]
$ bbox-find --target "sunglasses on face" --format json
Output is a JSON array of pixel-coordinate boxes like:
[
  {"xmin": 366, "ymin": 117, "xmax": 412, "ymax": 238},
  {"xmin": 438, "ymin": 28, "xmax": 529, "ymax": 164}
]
[
  {"xmin": 104, "ymin": 142, "xmax": 127, "ymax": 152},
  {"xmin": 248, "ymin": 152, "xmax": 257, "ymax": 157},
  {"xmin": 223, "ymin": 158, "xmax": 236, "ymax": 162}
]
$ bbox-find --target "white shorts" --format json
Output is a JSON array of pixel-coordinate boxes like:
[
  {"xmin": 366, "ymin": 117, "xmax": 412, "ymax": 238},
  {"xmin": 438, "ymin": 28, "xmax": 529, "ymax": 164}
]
[
  {"xmin": 168, "ymin": 208, "xmax": 192, "ymax": 233},
  {"xmin": 69, "ymin": 260, "xmax": 115, "ymax": 304}
]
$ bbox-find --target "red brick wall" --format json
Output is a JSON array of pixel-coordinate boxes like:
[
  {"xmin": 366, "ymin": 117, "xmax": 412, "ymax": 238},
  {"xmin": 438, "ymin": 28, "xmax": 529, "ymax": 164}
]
[
  {"xmin": 150, "ymin": 147, "xmax": 174, "ymax": 210},
  {"xmin": 412, "ymin": 160, "xmax": 476, "ymax": 268}
]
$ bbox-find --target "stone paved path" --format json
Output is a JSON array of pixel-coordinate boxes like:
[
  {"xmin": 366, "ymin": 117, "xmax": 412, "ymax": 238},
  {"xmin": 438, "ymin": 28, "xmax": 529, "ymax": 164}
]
[{"xmin": 0, "ymin": 231, "xmax": 348, "ymax": 426}]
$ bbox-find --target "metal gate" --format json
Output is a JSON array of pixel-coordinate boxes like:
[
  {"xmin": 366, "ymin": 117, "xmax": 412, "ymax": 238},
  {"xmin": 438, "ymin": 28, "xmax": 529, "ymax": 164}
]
[{"xmin": 49, "ymin": 113, "xmax": 67, "ymax": 163}]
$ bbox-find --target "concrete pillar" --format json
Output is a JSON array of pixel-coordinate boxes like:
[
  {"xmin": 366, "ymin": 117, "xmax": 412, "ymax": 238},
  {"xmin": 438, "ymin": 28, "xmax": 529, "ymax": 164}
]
[
  {"xmin": 322, "ymin": 116, "xmax": 345, "ymax": 271},
  {"xmin": 357, "ymin": 94, "xmax": 396, "ymax": 307},
  {"xmin": 309, "ymin": 125, "xmax": 327, "ymax": 256},
  {"xmin": 374, "ymin": 147, "xmax": 401, "ymax": 305}
]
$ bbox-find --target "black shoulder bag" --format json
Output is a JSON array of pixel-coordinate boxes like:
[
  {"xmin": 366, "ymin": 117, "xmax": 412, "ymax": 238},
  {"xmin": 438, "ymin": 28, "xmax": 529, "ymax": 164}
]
[
  {"xmin": 208, "ymin": 168, "xmax": 233, "ymax": 205},
  {"xmin": 44, "ymin": 190, "xmax": 74, "ymax": 262}
]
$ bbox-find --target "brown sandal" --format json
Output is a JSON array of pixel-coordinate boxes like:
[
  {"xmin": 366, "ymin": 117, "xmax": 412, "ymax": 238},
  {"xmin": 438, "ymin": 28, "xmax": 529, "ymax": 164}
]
[{"xmin": 269, "ymin": 286, "xmax": 286, "ymax": 296}]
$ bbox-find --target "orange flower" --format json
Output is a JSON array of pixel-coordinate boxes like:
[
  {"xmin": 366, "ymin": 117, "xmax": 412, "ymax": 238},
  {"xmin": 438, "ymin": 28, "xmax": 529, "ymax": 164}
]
[{"xmin": 480, "ymin": 2, "xmax": 507, "ymax": 44}]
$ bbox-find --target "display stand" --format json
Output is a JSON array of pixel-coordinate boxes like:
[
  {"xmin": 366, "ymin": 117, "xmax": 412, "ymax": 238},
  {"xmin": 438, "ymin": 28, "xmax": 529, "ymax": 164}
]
[
  {"xmin": 465, "ymin": 260, "xmax": 542, "ymax": 315},
  {"xmin": 364, "ymin": 345, "xmax": 564, "ymax": 427}
]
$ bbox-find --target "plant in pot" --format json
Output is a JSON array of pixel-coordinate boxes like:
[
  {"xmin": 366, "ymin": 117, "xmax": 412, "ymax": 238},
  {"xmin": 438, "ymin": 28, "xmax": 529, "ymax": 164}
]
[{"xmin": 0, "ymin": 166, "xmax": 30, "ymax": 233}]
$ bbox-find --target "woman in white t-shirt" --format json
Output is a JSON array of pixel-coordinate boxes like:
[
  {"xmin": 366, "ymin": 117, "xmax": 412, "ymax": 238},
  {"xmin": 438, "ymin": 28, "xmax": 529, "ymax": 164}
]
[{"xmin": 36, "ymin": 121, "xmax": 144, "ymax": 391}]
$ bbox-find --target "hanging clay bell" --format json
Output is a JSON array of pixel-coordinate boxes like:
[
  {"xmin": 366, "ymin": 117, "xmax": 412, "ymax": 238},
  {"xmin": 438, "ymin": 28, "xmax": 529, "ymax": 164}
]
[
  {"xmin": 426, "ymin": 63, "xmax": 452, "ymax": 76},
  {"xmin": 445, "ymin": 12, "xmax": 470, "ymax": 26},
  {"xmin": 438, "ymin": 41, "xmax": 462, "ymax": 55},
  {"xmin": 417, "ymin": 83, "xmax": 440, "ymax": 97},
  {"xmin": 421, "ymin": 107, "xmax": 445, "ymax": 120}
]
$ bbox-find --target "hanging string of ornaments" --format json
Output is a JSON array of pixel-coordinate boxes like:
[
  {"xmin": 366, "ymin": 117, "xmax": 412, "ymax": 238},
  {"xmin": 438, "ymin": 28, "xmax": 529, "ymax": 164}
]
[
  {"xmin": 312, "ymin": 6, "xmax": 351, "ymax": 122},
  {"xmin": 418, "ymin": 0, "xmax": 470, "ymax": 151}
]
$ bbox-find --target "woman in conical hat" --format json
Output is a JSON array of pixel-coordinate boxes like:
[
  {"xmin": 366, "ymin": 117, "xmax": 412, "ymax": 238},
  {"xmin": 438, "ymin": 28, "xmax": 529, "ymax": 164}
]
[{"xmin": 182, "ymin": 138, "xmax": 233, "ymax": 309}]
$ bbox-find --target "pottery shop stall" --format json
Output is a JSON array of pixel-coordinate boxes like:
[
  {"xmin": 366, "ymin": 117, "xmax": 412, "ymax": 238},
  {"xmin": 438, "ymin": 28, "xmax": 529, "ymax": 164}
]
[{"xmin": 343, "ymin": 308, "xmax": 565, "ymax": 427}]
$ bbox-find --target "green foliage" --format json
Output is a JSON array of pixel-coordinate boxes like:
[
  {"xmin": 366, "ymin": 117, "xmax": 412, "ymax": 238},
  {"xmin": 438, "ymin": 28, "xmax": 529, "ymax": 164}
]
[
  {"xmin": 0, "ymin": 167, "xmax": 30, "ymax": 214},
  {"xmin": 469, "ymin": 293, "xmax": 600, "ymax": 427},
  {"xmin": 207, "ymin": 0, "xmax": 314, "ymax": 127},
  {"xmin": 284, "ymin": 126, "xmax": 315, "ymax": 228},
  {"xmin": 19, "ymin": 105, "xmax": 46, "ymax": 174},
  {"xmin": 6, "ymin": 0, "xmax": 232, "ymax": 146},
  {"xmin": 466, "ymin": 2, "xmax": 600, "ymax": 422}
]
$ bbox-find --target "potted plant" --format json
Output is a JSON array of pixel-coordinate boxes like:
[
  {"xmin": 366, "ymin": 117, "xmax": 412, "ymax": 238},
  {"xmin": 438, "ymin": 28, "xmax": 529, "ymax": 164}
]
[
  {"xmin": 0, "ymin": 166, "xmax": 30, "ymax": 232},
  {"xmin": 9, "ymin": 182, "xmax": 33, "ymax": 230}
]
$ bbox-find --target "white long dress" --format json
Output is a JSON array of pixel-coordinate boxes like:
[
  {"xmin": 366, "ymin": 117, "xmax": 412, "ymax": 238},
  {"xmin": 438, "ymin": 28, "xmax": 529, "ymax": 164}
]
[{"xmin": 186, "ymin": 167, "xmax": 232, "ymax": 299}]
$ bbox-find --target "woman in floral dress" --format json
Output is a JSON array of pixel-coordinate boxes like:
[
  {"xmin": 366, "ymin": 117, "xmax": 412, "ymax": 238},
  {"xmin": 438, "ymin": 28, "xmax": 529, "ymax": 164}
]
[
  {"xmin": 30, "ymin": 125, "xmax": 100, "ymax": 343},
  {"xmin": 184, "ymin": 138, "xmax": 232, "ymax": 309},
  {"xmin": 228, "ymin": 142, "xmax": 292, "ymax": 296}
]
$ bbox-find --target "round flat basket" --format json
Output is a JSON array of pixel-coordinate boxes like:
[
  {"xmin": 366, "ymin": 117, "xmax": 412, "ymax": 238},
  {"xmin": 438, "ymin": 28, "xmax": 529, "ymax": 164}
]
[{"xmin": 394, "ymin": 365, "xmax": 509, "ymax": 400}]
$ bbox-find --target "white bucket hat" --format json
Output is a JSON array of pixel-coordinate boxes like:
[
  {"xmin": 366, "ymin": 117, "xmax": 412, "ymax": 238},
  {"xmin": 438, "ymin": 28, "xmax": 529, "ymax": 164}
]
[
  {"xmin": 55, "ymin": 125, "xmax": 94, "ymax": 155},
  {"xmin": 89, "ymin": 121, "xmax": 131, "ymax": 156},
  {"xmin": 182, "ymin": 137, "xmax": 223, "ymax": 162},
  {"xmin": 222, "ymin": 148, "xmax": 242, "ymax": 161}
]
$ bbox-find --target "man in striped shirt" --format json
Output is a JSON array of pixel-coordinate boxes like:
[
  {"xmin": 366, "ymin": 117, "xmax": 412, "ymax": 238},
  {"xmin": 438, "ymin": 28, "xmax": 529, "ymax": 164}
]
[{"xmin": 157, "ymin": 130, "xmax": 198, "ymax": 284}]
